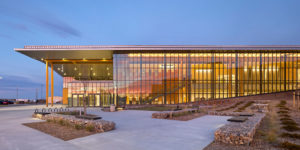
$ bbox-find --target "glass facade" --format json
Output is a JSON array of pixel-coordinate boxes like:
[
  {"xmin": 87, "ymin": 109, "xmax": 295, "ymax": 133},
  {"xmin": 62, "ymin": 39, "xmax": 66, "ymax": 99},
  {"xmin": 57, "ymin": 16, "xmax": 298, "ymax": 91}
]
[
  {"xmin": 113, "ymin": 52, "xmax": 300, "ymax": 106},
  {"xmin": 65, "ymin": 80, "xmax": 114, "ymax": 107},
  {"xmin": 65, "ymin": 51, "xmax": 300, "ymax": 107}
]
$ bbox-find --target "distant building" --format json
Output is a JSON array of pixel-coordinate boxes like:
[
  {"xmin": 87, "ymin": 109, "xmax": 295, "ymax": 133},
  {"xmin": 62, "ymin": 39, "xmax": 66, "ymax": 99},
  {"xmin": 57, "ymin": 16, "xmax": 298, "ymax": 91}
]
[{"xmin": 47, "ymin": 96, "xmax": 62, "ymax": 104}]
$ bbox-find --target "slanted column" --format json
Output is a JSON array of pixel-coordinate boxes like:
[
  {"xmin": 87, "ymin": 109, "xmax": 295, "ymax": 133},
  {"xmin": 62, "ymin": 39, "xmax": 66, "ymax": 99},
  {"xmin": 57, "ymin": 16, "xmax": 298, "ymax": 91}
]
[
  {"xmin": 46, "ymin": 61, "xmax": 49, "ymax": 107},
  {"xmin": 51, "ymin": 63, "xmax": 54, "ymax": 107}
]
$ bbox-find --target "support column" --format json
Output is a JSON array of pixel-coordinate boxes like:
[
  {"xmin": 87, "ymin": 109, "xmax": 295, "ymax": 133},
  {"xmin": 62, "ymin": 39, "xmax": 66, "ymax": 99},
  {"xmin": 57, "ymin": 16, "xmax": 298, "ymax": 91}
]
[
  {"xmin": 260, "ymin": 53, "xmax": 263, "ymax": 94},
  {"xmin": 163, "ymin": 54, "xmax": 167, "ymax": 104},
  {"xmin": 46, "ymin": 61, "xmax": 49, "ymax": 107},
  {"xmin": 211, "ymin": 53, "xmax": 215, "ymax": 99},
  {"xmin": 51, "ymin": 63, "xmax": 54, "ymax": 107}
]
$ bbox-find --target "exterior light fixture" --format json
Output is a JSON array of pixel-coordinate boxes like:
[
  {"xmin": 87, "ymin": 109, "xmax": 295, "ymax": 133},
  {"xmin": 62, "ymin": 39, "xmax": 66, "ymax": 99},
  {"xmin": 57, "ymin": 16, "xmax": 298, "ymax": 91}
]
[
  {"xmin": 90, "ymin": 67, "xmax": 93, "ymax": 70},
  {"xmin": 79, "ymin": 73, "xmax": 82, "ymax": 76},
  {"xmin": 64, "ymin": 73, "xmax": 66, "ymax": 76},
  {"xmin": 41, "ymin": 58, "xmax": 44, "ymax": 61},
  {"xmin": 74, "ymin": 67, "xmax": 77, "ymax": 71},
  {"xmin": 93, "ymin": 73, "xmax": 96, "ymax": 76}
]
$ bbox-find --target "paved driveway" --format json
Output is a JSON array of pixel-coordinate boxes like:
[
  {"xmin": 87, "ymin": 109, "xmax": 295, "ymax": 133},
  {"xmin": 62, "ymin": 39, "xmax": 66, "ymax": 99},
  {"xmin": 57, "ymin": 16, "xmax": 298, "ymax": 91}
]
[{"xmin": 0, "ymin": 105, "xmax": 230, "ymax": 150}]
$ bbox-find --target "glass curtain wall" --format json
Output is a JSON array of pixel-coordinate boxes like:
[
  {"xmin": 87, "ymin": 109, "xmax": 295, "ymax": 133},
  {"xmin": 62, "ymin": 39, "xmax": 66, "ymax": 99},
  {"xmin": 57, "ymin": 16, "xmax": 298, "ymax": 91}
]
[
  {"xmin": 67, "ymin": 81, "xmax": 114, "ymax": 107},
  {"xmin": 114, "ymin": 52, "xmax": 300, "ymax": 105}
]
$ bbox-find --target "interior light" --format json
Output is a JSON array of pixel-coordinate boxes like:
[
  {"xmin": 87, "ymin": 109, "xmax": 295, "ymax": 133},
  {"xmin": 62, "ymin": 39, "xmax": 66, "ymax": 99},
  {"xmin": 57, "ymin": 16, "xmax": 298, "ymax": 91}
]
[
  {"xmin": 74, "ymin": 67, "xmax": 77, "ymax": 71},
  {"xmin": 57, "ymin": 68, "xmax": 61, "ymax": 70},
  {"xmin": 79, "ymin": 73, "xmax": 82, "ymax": 76},
  {"xmin": 64, "ymin": 73, "xmax": 66, "ymax": 76},
  {"xmin": 41, "ymin": 58, "xmax": 44, "ymax": 61},
  {"xmin": 90, "ymin": 67, "xmax": 93, "ymax": 70},
  {"xmin": 93, "ymin": 73, "xmax": 96, "ymax": 76}
]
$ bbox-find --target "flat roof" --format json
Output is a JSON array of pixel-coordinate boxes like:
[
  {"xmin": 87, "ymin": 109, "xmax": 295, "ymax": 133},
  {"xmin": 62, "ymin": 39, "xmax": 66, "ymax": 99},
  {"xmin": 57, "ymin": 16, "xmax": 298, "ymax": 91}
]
[
  {"xmin": 14, "ymin": 45, "xmax": 300, "ymax": 78},
  {"xmin": 15, "ymin": 45, "xmax": 300, "ymax": 51}
]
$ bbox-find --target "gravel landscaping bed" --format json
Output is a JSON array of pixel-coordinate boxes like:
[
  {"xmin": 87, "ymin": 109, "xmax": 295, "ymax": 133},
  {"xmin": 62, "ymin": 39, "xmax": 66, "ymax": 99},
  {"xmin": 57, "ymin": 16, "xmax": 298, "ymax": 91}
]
[
  {"xmin": 152, "ymin": 109, "xmax": 204, "ymax": 121},
  {"xmin": 32, "ymin": 113, "xmax": 115, "ymax": 133},
  {"xmin": 214, "ymin": 113, "xmax": 266, "ymax": 145}
]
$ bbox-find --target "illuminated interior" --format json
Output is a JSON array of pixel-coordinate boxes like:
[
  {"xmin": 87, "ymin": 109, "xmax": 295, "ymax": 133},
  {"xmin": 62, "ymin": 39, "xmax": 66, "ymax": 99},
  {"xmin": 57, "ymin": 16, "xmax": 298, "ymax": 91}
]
[{"xmin": 15, "ymin": 45, "xmax": 300, "ymax": 107}]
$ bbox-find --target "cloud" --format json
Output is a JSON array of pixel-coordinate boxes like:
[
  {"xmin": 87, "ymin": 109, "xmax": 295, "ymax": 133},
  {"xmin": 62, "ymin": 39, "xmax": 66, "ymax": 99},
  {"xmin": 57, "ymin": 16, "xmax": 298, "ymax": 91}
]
[
  {"xmin": 33, "ymin": 16, "xmax": 81, "ymax": 37},
  {"xmin": 2, "ymin": 22, "xmax": 30, "ymax": 32},
  {"xmin": 0, "ymin": 3, "xmax": 81, "ymax": 38},
  {"xmin": 0, "ymin": 33, "xmax": 13, "ymax": 39}
]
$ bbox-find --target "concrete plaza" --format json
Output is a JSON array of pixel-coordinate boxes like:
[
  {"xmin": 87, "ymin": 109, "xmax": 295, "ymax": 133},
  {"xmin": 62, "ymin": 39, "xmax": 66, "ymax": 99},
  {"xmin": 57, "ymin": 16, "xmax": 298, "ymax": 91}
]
[{"xmin": 0, "ymin": 105, "xmax": 230, "ymax": 150}]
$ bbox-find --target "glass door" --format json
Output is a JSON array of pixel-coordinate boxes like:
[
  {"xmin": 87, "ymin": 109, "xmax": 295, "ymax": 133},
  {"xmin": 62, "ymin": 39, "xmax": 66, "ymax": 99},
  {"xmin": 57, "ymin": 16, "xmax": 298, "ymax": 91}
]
[
  {"xmin": 88, "ymin": 94, "xmax": 100, "ymax": 107},
  {"xmin": 88, "ymin": 94, "xmax": 95, "ymax": 106},
  {"xmin": 95, "ymin": 94, "xmax": 100, "ymax": 107},
  {"xmin": 72, "ymin": 94, "xmax": 78, "ymax": 107}
]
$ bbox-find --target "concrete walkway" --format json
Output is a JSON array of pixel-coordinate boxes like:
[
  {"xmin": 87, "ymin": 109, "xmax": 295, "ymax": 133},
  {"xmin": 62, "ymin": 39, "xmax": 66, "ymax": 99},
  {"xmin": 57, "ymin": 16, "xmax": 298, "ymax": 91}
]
[{"xmin": 0, "ymin": 105, "xmax": 230, "ymax": 150}]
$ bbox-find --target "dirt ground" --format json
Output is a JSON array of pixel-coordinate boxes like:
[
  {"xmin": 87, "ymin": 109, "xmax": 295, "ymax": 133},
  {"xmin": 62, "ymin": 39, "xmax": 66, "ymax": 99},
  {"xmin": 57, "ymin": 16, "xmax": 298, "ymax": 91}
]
[{"xmin": 23, "ymin": 121, "xmax": 96, "ymax": 141}]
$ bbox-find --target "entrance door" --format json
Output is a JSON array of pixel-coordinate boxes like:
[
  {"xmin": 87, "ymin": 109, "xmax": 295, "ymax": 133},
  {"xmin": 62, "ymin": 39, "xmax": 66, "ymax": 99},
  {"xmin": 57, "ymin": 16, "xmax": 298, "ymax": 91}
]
[
  {"xmin": 72, "ymin": 94, "xmax": 84, "ymax": 107},
  {"xmin": 88, "ymin": 94, "xmax": 101, "ymax": 107}
]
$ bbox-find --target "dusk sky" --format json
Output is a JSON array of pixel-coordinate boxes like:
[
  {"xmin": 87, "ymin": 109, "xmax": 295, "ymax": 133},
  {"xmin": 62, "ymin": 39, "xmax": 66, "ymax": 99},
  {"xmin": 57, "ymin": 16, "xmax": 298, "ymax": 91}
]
[{"xmin": 1, "ymin": 0, "xmax": 300, "ymax": 99}]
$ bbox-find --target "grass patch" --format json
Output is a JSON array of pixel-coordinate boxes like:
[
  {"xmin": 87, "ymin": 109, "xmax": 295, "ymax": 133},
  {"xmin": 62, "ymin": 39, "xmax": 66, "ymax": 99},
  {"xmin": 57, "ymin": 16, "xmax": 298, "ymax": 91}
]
[
  {"xmin": 282, "ymin": 125, "xmax": 300, "ymax": 132},
  {"xmin": 279, "ymin": 114, "xmax": 291, "ymax": 118},
  {"xmin": 234, "ymin": 101, "xmax": 254, "ymax": 112},
  {"xmin": 281, "ymin": 120, "xmax": 298, "ymax": 126},
  {"xmin": 217, "ymin": 101, "xmax": 244, "ymax": 112},
  {"xmin": 257, "ymin": 109, "xmax": 280, "ymax": 143},
  {"xmin": 280, "ymin": 117, "xmax": 294, "ymax": 122},
  {"xmin": 132, "ymin": 106, "xmax": 173, "ymax": 111},
  {"xmin": 279, "ymin": 107, "xmax": 290, "ymax": 111},
  {"xmin": 277, "ymin": 110, "xmax": 289, "ymax": 114},
  {"xmin": 280, "ymin": 141, "xmax": 300, "ymax": 150},
  {"xmin": 281, "ymin": 132, "xmax": 300, "ymax": 139}
]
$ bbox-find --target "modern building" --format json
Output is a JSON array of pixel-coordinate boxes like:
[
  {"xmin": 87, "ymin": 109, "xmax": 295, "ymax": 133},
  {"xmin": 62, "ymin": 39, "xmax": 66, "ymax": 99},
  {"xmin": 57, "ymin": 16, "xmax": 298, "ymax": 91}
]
[{"xmin": 15, "ymin": 45, "xmax": 300, "ymax": 107}]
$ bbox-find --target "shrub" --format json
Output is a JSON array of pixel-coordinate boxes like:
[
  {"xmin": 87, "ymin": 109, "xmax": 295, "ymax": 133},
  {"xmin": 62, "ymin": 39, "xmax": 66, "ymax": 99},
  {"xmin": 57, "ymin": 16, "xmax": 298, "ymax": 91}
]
[
  {"xmin": 75, "ymin": 124, "xmax": 83, "ymax": 130},
  {"xmin": 280, "ymin": 141, "xmax": 300, "ymax": 150},
  {"xmin": 58, "ymin": 119, "xmax": 65, "ymax": 126},
  {"xmin": 86, "ymin": 124, "xmax": 95, "ymax": 132}
]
